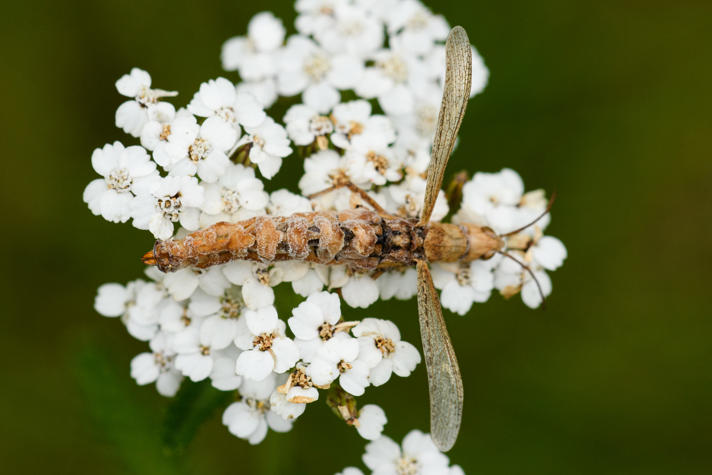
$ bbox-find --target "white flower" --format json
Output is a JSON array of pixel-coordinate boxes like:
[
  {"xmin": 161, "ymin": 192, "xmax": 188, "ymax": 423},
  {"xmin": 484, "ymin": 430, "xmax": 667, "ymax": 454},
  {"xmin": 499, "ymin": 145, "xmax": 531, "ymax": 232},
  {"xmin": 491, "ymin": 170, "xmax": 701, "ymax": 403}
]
[
  {"xmin": 345, "ymin": 148, "xmax": 402, "ymax": 188},
  {"xmin": 268, "ymin": 262, "xmax": 311, "ymax": 287},
  {"xmin": 385, "ymin": 0, "xmax": 449, "ymax": 55},
  {"xmin": 340, "ymin": 273, "xmax": 380, "ymax": 308},
  {"xmin": 210, "ymin": 346, "xmax": 243, "ymax": 391},
  {"xmin": 284, "ymin": 104, "xmax": 334, "ymax": 146},
  {"xmin": 237, "ymin": 117, "xmax": 292, "ymax": 179},
  {"xmin": 390, "ymin": 83, "xmax": 442, "ymax": 151},
  {"xmin": 291, "ymin": 266, "xmax": 328, "ymax": 297},
  {"xmin": 295, "ymin": 0, "xmax": 340, "ymax": 36},
  {"xmin": 188, "ymin": 77, "xmax": 266, "ymax": 129},
  {"xmin": 277, "ymin": 35, "xmax": 364, "ymax": 112},
  {"xmin": 330, "ymin": 100, "xmax": 395, "ymax": 151},
  {"xmin": 197, "ymin": 287, "xmax": 250, "ymax": 350},
  {"xmin": 269, "ymin": 387, "xmax": 306, "ymax": 421},
  {"xmin": 305, "ymin": 332, "xmax": 361, "ymax": 387},
  {"xmin": 131, "ymin": 175, "xmax": 204, "ymax": 240},
  {"xmin": 222, "ymin": 262, "xmax": 277, "ymax": 309},
  {"xmin": 173, "ymin": 326, "xmax": 215, "ymax": 382},
  {"xmin": 221, "ymin": 12, "xmax": 285, "ymax": 81},
  {"xmin": 155, "ymin": 115, "xmax": 237, "ymax": 182},
  {"xmin": 288, "ymin": 291, "xmax": 341, "ymax": 342},
  {"xmin": 200, "ymin": 163, "xmax": 269, "ymax": 226},
  {"xmin": 162, "ymin": 267, "xmax": 230, "ymax": 301},
  {"xmin": 234, "ymin": 306, "xmax": 299, "ymax": 381},
  {"xmin": 298, "ymin": 149, "xmax": 347, "ymax": 196},
  {"xmin": 115, "ymin": 68, "xmax": 177, "ymax": 137},
  {"xmin": 279, "ymin": 364, "xmax": 320, "ymax": 403},
  {"xmin": 158, "ymin": 298, "xmax": 191, "ymax": 333},
  {"xmin": 130, "ymin": 333, "xmax": 183, "ymax": 396},
  {"xmin": 531, "ymin": 236, "xmax": 567, "ymax": 271},
  {"xmin": 140, "ymin": 105, "xmax": 178, "ymax": 151},
  {"xmin": 222, "ymin": 374, "xmax": 293, "ymax": 444},
  {"xmin": 94, "ymin": 282, "xmax": 131, "ymax": 317},
  {"xmin": 493, "ymin": 250, "xmax": 554, "ymax": 309},
  {"xmin": 354, "ymin": 404, "xmax": 387, "ymax": 440},
  {"xmin": 268, "ymin": 189, "xmax": 313, "ymax": 216},
  {"xmin": 83, "ymin": 142, "xmax": 158, "ymax": 223},
  {"xmin": 355, "ymin": 48, "xmax": 429, "ymax": 115},
  {"xmin": 431, "ymin": 259, "xmax": 496, "ymax": 316},
  {"xmin": 288, "ymin": 291, "xmax": 348, "ymax": 362},
  {"xmin": 454, "ymin": 168, "xmax": 524, "ymax": 232},
  {"xmin": 313, "ymin": 3, "xmax": 384, "ymax": 58},
  {"xmin": 125, "ymin": 281, "xmax": 165, "ymax": 341},
  {"xmin": 363, "ymin": 430, "xmax": 452, "ymax": 474},
  {"xmin": 236, "ymin": 79, "xmax": 278, "ymax": 109},
  {"xmin": 376, "ymin": 268, "xmax": 418, "ymax": 301},
  {"xmin": 383, "ymin": 174, "xmax": 448, "ymax": 222},
  {"xmin": 335, "ymin": 468, "xmax": 364, "ymax": 475},
  {"xmin": 352, "ymin": 318, "xmax": 420, "ymax": 386}
]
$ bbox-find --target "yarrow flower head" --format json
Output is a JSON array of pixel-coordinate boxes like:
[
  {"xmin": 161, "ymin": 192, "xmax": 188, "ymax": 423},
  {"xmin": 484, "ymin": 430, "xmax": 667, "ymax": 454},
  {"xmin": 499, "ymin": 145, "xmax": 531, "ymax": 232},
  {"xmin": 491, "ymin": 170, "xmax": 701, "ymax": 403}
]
[
  {"xmin": 85, "ymin": 0, "xmax": 566, "ymax": 466},
  {"xmin": 338, "ymin": 429, "xmax": 465, "ymax": 475}
]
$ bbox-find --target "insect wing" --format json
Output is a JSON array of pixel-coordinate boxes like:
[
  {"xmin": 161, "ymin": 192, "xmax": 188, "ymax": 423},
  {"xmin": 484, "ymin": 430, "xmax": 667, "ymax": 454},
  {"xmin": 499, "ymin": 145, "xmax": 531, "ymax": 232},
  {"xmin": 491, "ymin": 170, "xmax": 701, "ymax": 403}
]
[
  {"xmin": 416, "ymin": 260, "xmax": 464, "ymax": 451},
  {"xmin": 419, "ymin": 26, "xmax": 473, "ymax": 225}
]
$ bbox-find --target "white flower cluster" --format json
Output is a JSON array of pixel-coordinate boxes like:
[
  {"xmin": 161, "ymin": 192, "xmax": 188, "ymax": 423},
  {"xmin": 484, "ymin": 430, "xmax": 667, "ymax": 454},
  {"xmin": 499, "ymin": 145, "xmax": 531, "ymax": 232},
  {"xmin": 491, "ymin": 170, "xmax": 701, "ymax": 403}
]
[
  {"xmin": 435, "ymin": 168, "xmax": 568, "ymax": 314},
  {"xmin": 337, "ymin": 429, "xmax": 464, "ymax": 475},
  {"xmin": 96, "ymin": 272, "xmax": 419, "ymax": 443},
  {"xmin": 84, "ymin": 0, "xmax": 566, "ymax": 462}
]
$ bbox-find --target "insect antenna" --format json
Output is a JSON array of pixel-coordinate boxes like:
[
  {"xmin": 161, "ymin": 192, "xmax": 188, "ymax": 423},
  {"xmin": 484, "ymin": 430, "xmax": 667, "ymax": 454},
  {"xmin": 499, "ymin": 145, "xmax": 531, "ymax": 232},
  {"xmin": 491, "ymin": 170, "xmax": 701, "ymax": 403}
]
[
  {"xmin": 496, "ymin": 250, "xmax": 547, "ymax": 310},
  {"xmin": 500, "ymin": 191, "xmax": 557, "ymax": 238}
]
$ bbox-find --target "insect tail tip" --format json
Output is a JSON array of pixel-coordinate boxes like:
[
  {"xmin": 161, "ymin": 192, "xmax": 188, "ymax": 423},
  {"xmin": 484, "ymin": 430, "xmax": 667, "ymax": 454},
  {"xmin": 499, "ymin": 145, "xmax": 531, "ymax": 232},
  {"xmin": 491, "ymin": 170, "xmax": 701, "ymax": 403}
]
[{"xmin": 141, "ymin": 250, "xmax": 157, "ymax": 266}]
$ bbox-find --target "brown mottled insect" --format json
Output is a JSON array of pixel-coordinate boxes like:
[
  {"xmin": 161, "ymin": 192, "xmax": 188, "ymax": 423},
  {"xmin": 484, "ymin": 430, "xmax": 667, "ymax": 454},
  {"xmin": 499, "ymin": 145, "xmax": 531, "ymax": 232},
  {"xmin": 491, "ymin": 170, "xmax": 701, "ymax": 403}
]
[{"xmin": 142, "ymin": 26, "xmax": 548, "ymax": 451}]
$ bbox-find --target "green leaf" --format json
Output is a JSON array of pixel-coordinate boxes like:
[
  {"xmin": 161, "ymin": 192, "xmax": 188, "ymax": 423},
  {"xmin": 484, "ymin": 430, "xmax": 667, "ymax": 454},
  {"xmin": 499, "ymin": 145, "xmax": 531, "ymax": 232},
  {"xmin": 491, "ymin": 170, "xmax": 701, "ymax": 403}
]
[
  {"xmin": 162, "ymin": 380, "xmax": 234, "ymax": 454},
  {"xmin": 74, "ymin": 344, "xmax": 183, "ymax": 475}
]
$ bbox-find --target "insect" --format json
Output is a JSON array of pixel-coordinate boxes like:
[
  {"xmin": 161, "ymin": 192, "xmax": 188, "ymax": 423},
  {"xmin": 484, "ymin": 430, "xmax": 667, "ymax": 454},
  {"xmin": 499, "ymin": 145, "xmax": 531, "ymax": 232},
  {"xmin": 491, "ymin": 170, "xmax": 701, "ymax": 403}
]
[{"xmin": 142, "ymin": 26, "xmax": 549, "ymax": 451}]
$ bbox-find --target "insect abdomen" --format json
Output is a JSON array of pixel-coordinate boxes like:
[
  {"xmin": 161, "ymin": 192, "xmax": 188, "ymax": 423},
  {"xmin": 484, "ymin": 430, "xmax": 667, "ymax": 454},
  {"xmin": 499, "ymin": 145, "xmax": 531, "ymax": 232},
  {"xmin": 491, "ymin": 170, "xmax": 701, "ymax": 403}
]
[
  {"xmin": 150, "ymin": 209, "xmax": 412, "ymax": 272},
  {"xmin": 145, "ymin": 211, "xmax": 501, "ymax": 273}
]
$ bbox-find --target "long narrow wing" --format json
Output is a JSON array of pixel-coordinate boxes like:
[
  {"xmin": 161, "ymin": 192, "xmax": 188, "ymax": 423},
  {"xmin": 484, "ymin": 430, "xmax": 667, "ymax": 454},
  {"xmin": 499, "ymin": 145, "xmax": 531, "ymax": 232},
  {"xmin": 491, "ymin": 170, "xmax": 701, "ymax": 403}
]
[
  {"xmin": 419, "ymin": 26, "xmax": 473, "ymax": 225},
  {"xmin": 416, "ymin": 260, "xmax": 464, "ymax": 451}
]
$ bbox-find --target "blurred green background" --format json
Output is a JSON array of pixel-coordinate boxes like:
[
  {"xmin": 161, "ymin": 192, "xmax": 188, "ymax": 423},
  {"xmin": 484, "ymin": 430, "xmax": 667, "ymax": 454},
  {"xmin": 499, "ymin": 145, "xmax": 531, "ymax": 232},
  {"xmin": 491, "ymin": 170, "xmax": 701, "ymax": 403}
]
[{"xmin": 1, "ymin": 0, "xmax": 711, "ymax": 473}]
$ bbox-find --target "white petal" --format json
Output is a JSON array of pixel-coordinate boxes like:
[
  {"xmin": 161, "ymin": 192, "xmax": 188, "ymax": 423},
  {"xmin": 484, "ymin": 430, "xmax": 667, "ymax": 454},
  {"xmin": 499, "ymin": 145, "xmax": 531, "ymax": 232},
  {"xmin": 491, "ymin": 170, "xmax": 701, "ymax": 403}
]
[
  {"xmin": 303, "ymin": 82, "xmax": 339, "ymax": 114},
  {"xmin": 197, "ymin": 268, "xmax": 230, "ymax": 296},
  {"xmin": 356, "ymin": 404, "xmax": 387, "ymax": 440},
  {"xmin": 440, "ymin": 281, "xmax": 476, "ymax": 316},
  {"xmin": 369, "ymin": 359, "xmax": 393, "ymax": 386},
  {"xmin": 235, "ymin": 349, "xmax": 274, "ymax": 380},
  {"xmin": 307, "ymin": 357, "xmax": 339, "ymax": 386},
  {"xmin": 245, "ymin": 306, "xmax": 279, "ymax": 336},
  {"xmin": 363, "ymin": 435, "xmax": 401, "ymax": 470},
  {"xmin": 265, "ymin": 411, "xmax": 293, "ymax": 433},
  {"xmin": 392, "ymin": 341, "xmax": 421, "ymax": 377},
  {"xmin": 174, "ymin": 353, "xmax": 213, "ymax": 382},
  {"xmin": 222, "ymin": 261, "xmax": 254, "ymax": 285},
  {"xmin": 223, "ymin": 402, "xmax": 261, "ymax": 438},
  {"xmin": 163, "ymin": 269, "xmax": 199, "ymax": 301},
  {"xmin": 341, "ymin": 276, "xmax": 379, "ymax": 308},
  {"xmin": 242, "ymin": 280, "xmax": 275, "ymax": 309},
  {"xmin": 156, "ymin": 370, "xmax": 182, "ymax": 396},
  {"xmin": 200, "ymin": 316, "xmax": 237, "ymax": 350},
  {"xmin": 532, "ymin": 236, "xmax": 567, "ymax": 271},
  {"xmin": 115, "ymin": 101, "xmax": 147, "ymax": 137},
  {"xmin": 130, "ymin": 353, "xmax": 159, "ymax": 385},
  {"xmin": 247, "ymin": 417, "xmax": 269, "ymax": 445},
  {"xmin": 271, "ymin": 338, "xmax": 300, "ymax": 373},
  {"xmin": 94, "ymin": 283, "xmax": 128, "ymax": 317}
]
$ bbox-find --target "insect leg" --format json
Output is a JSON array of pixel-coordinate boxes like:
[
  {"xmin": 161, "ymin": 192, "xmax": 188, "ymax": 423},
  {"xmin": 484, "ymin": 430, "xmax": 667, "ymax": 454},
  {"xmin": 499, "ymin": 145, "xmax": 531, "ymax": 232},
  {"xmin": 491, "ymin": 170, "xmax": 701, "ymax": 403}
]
[{"xmin": 308, "ymin": 182, "xmax": 391, "ymax": 217}]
